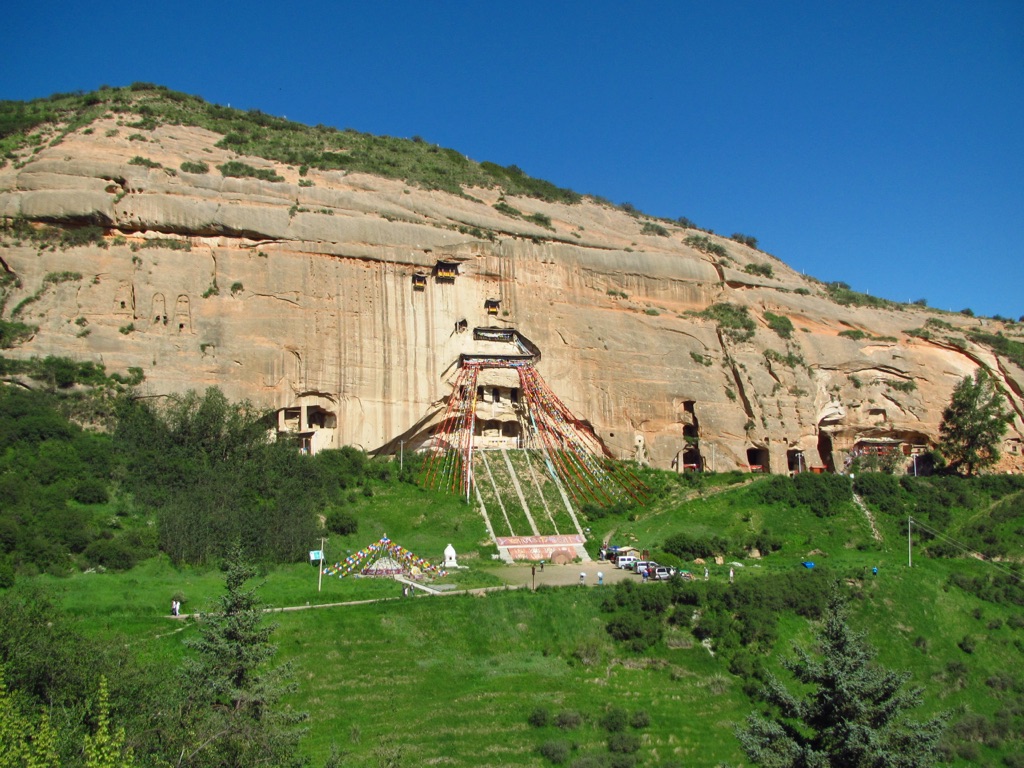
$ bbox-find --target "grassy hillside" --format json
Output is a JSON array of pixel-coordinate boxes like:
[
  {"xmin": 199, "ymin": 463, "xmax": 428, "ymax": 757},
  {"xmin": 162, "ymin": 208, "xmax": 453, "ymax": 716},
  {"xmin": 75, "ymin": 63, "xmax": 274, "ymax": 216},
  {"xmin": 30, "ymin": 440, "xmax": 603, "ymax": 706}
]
[{"xmin": 31, "ymin": 474, "xmax": 1023, "ymax": 767}]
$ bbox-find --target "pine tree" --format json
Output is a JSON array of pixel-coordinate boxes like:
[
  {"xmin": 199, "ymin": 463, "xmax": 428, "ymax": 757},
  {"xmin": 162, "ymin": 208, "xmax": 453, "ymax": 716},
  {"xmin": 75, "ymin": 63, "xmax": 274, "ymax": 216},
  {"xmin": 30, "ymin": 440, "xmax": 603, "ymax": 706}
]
[
  {"xmin": 173, "ymin": 546, "xmax": 307, "ymax": 768},
  {"xmin": 938, "ymin": 369, "xmax": 1010, "ymax": 476},
  {"xmin": 736, "ymin": 591, "xmax": 946, "ymax": 768}
]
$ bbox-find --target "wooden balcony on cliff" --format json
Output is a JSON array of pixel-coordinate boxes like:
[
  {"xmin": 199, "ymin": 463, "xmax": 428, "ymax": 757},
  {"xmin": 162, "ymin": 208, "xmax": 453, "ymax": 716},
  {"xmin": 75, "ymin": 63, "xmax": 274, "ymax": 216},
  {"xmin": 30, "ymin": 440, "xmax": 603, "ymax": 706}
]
[{"xmin": 433, "ymin": 260, "xmax": 459, "ymax": 282}]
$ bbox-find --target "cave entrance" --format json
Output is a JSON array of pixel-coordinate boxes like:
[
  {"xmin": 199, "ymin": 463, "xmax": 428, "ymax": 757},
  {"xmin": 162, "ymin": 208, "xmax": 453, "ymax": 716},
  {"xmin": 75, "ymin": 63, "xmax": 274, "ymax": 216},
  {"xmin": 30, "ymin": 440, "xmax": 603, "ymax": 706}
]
[
  {"xmin": 787, "ymin": 449, "xmax": 807, "ymax": 474},
  {"xmin": 746, "ymin": 447, "xmax": 769, "ymax": 473},
  {"xmin": 681, "ymin": 444, "xmax": 703, "ymax": 472},
  {"xmin": 817, "ymin": 431, "xmax": 835, "ymax": 472}
]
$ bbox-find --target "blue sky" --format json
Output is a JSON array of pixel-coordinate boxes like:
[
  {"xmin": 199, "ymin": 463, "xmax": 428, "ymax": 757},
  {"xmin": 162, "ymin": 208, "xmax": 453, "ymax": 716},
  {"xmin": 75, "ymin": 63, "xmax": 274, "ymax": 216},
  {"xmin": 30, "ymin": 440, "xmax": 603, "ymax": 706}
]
[{"xmin": 4, "ymin": 1, "xmax": 1022, "ymax": 318}]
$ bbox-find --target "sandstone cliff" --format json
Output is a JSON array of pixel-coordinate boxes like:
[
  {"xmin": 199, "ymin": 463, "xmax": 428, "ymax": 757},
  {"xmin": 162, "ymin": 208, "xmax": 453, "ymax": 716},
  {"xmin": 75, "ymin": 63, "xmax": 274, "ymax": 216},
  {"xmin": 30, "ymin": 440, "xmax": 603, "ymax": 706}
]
[{"xmin": 2, "ymin": 102, "xmax": 1022, "ymax": 474}]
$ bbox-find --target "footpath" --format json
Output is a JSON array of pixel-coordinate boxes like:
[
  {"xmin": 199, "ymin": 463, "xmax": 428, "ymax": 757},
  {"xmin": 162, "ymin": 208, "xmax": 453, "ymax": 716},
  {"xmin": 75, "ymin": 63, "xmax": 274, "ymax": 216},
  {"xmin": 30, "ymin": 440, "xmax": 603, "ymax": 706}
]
[{"xmin": 170, "ymin": 563, "xmax": 636, "ymax": 621}]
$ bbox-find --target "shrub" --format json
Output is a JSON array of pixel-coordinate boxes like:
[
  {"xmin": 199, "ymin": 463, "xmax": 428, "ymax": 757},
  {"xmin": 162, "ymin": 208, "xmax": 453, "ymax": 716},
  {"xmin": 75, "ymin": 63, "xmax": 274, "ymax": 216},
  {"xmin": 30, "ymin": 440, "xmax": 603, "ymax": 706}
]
[
  {"xmin": 493, "ymin": 201, "xmax": 521, "ymax": 217},
  {"xmin": 128, "ymin": 155, "xmax": 161, "ymax": 168},
  {"xmin": 744, "ymin": 263, "xmax": 773, "ymax": 278},
  {"xmin": 794, "ymin": 472, "xmax": 851, "ymax": 517},
  {"xmin": 217, "ymin": 160, "xmax": 284, "ymax": 182},
  {"xmin": 73, "ymin": 478, "xmax": 109, "ymax": 504},
  {"xmin": 608, "ymin": 732, "xmax": 641, "ymax": 754},
  {"xmin": 838, "ymin": 329, "xmax": 868, "ymax": 340},
  {"xmin": 325, "ymin": 509, "xmax": 358, "ymax": 536},
  {"xmin": 524, "ymin": 212, "xmax": 553, "ymax": 229},
  {"xmin": 538, "ymin": 740, "xmax": 571, "ymax": 764},
  {"xmin": 230, "ymin": 281, "xmax": 244, "ymax": 295},
  {"xmin": 84, "ymin": 537, "xmax": 138, "ymax": 570},
  {"xmin": 699, "ymin": 303, "xmax": 756, "ymax": 343},
  {"xmin": 641, "ymin": 221, "xmax": 668, "ymax": 236},
  {"xmin": 685, "ymin": 234, "xmax": 727, "ymax": 258},
  {"xmin": 606, "ymin": 613, "xmax": 662, "ymax": 651},
  {"xmin": 600, "ymin": 707, "xmax": 629, "ymax": 733},
  {"xmin": 731, "ymin": 233, "xmax": 758, "ymax": 248},
  {"xmin": 554, "ymin": 710, "xmax": 583, "ymax": 730},
  {"xmin": 629, "ymin": 710, "xmax": 649, "ymax": 729},
  {"xmin": 528, "ymin": 706, "xmax": 551, "ymax": 728},
  {"xmin": 763, "ymin": 311, "xmax": 793, "ymax": 338},
  {"xmin": 180, "ymin": 160, "xmax": 209, "ymax": 174}
]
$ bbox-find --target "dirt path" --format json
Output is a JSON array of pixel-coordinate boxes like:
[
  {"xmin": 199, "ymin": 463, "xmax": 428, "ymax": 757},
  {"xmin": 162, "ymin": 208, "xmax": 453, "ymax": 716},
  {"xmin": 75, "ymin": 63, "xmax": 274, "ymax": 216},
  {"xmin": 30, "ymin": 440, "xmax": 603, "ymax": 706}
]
[
  {"xmin": 852, "ymin": 493, "xmax": 882, "ymax": 541},
  {"xmin": 166, "ymin": 563, "xmax": 637, "ymax": 623}
]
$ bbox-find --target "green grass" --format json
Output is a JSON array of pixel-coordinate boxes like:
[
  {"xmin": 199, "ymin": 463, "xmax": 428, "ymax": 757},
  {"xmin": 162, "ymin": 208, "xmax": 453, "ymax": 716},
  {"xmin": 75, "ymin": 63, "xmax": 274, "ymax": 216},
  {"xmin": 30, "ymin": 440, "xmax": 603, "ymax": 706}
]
[{"xmin": 21, "ymin": 473, "xmax": 1024, "ymax": 766}]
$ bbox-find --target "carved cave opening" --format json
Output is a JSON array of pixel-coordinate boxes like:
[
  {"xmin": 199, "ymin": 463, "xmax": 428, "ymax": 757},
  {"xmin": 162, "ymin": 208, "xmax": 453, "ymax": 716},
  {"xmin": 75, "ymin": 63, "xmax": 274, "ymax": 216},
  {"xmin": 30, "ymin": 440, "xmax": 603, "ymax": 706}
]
[{"xmin": 746, "ymin": 447, "xmax": 770, "ymax": 473}]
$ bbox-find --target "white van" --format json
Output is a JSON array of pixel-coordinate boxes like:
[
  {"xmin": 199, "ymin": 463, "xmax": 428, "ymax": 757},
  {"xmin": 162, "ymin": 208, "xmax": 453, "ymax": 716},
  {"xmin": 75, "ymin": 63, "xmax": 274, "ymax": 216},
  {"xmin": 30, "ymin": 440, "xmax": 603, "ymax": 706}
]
[{"xmin": 616, "ymin": 555, "xmax": 639, "ymax": 570}]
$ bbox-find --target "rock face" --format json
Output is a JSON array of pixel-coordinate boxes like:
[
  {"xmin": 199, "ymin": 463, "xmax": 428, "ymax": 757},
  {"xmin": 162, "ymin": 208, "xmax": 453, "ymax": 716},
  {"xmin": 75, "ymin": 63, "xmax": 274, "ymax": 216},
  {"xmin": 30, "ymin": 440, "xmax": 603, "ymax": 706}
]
[{"xmin": 2, "ymin": 118, "xmax": 1022, "ymax": 473}]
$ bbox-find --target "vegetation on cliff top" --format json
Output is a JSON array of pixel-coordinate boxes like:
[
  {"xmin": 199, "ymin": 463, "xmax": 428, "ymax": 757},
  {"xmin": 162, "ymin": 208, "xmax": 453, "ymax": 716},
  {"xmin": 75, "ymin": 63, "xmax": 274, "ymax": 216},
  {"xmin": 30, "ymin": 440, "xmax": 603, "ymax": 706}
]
[{"xmin": 0, "ymin": 83, "xmax": 581, "ymax": 202}]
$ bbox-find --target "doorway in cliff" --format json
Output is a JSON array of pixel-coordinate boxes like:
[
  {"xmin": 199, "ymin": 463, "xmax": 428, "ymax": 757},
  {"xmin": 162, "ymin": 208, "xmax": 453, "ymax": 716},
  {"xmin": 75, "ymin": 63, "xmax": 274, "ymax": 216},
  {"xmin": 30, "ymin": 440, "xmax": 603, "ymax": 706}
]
[
  {"xmin": 680, "ymin": 401, "xmax": 702, "ymax": 470},
  {"xmin": 787, "ymin": 449, "xmax": 807, "ymax": 474},
  {"xmin": 746, "ymin": 447, "xmax": 769, "ymax": 473},
  {"xmin": 816, "ymin": 431, "xmax": 836, "ymax": 472}
]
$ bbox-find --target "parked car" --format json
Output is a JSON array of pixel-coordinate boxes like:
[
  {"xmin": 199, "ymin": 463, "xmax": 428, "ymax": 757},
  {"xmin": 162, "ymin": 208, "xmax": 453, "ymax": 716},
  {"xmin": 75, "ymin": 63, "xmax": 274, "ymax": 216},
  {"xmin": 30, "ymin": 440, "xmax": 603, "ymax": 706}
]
[
  {"xmin": 616, "ymin": 555, "xmax": 639, "ymax": 570},
  {"xmin": 652, "ymin": 566, "xmax": 676, "ymax": 580},
  {"xmin": 635, "ymin": 561, "xmax": 658, "ymax": 576}
]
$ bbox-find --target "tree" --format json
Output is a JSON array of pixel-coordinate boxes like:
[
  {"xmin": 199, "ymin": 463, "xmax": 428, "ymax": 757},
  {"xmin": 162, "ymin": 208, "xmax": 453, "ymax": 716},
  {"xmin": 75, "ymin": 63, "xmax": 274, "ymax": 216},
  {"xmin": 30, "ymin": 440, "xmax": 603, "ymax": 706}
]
[
  {"xmin": 83, "ymin": 677, "xmax": 134, "ymax": 768},
  {"xmin": 938, "ymin": 369, "xmax": 1010, "ymax": 476},
  {"xmin": 172, "ymin": 546, "xmax": 306, "ymax": 768},
  {"xmin": 736, "ymin": 591, "xmax": 946, "ymax": 768}
]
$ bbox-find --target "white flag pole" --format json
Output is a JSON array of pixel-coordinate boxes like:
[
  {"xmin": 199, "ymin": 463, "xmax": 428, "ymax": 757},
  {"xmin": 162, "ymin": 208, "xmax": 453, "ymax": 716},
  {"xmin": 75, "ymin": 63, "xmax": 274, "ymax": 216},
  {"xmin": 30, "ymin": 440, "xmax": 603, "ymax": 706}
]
[{"xmin": 318, "ymin": 537, "xmax": 325, "ymax": 593}]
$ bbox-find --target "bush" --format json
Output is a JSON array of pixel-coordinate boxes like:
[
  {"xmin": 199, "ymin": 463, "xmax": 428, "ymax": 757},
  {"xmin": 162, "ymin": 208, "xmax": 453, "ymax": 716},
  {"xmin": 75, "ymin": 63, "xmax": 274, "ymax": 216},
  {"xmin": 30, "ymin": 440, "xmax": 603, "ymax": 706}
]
[
  {"xmin": 763, "ymin": 311, "xmax": 793, "ymax": 338},
  {"xmin": 72, "ymin": 478, "xmax": 109, "ymax": 504},
  {"xmin": 180, "ymin": 160, "xmax": 209, "ymax": 174},
  {"xmin": 84, "ymin": 537, "xmax": 139, "ymax": 570},
  {"xmin": 663, "ymin": 532, "xmax": 727, "ymax": 561},
  {"xmin": 217, "ymin": 161, "xmax": 284, "ymax": 182},
  {"xmin": 794, "ymin": 472, "xmax": 851, "ymax": 517},
  {"xmin": 606, "ymin": 613, "xmax": 662, "ymax": 651},
  {"xmin": 744, "ymin": 263, "xmax": 773, "ymax": 278},
  {"xmin": 607, "ymin": 732, "xmax": 641, "ymax": 754},
  {"xmin": 699, "ymin": 303, "xmax": 756, "ymax": 343},
  {"xmin": 528, "ymin": 706, "xmax": 551, "ymax": 728},
  {"xmin": 629, "ymin": 710, "xmax": 649, "ymax": 729},
  {"xmin": 128, "ymin": 155, "xmax": 161, "ymax": 168},
  {"xmin": 325, "ymin": 509, "xmax": 358, "ymax": 536},
  {"xmin": 539, "ymin": 740, "xmax": 571, "ymax": 764},
  {"xmin": 600, "ymin": 707, "xmax": 628, "ymax": 732},
  {"xmin": 854, "ymin": 473, "xmax": 903, "ymax": 515},
  {"xmin": 554, "ymin": 710, "xmax": 583, "ymax": 730},
  {"xmin": 684, "ymin": 234, "xmax": 727, "ymax": 257},
  {"xmin": 731, "ymin": 233, "xmax": 758, "ymax": 248},
  {"xmin": 640, "ymin": 222, "xmax": 668, "ymax": 236}
]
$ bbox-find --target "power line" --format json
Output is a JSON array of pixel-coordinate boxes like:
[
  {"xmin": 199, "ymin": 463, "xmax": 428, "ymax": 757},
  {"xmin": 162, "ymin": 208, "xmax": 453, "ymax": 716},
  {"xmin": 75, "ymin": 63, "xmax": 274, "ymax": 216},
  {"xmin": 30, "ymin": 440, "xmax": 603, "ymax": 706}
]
[{"xmin": 909, "ymin": 516, "xmax": 1023, "ymax": 584}]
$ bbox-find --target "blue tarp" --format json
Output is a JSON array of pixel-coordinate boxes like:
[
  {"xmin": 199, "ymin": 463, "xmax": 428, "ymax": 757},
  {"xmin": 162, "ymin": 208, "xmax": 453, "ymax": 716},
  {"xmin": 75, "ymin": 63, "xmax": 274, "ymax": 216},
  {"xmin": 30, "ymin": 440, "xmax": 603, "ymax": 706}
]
[{"xmin": 801, "ymin": 561, "xmax": 815, "ymax": 569}]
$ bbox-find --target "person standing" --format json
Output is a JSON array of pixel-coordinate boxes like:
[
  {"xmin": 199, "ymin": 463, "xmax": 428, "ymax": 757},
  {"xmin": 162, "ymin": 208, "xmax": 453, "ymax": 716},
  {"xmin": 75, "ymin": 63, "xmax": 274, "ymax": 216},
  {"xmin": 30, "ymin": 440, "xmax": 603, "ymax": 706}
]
[
  {"xmin": 704, "ymin": 566, "xmax": 709, "ymax": 581},
  {"xmin": 579, "ymin": 572, "xmax": 586, "ymax": 586},
  {"xmin": 729, "ymin": 567, "xmax": 734, "ymax": 584}
]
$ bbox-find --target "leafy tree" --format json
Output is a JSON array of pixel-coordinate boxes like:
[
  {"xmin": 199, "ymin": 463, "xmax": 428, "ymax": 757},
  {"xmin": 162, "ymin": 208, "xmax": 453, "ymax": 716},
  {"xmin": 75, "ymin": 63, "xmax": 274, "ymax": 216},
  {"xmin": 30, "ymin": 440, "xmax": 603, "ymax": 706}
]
[
  {"xmin": 0, "ymin": 667, "xmax": 59, "ymax": 768},
  {"xmin": 938, "ymin": 370, "xmax": 1010, "ymax": 476},
  {"xmin": 736, "ymin": 591, "xmax": 946, "ymax": 767},
  {"xmin": 173, "ymin": 546, "xmax": 306, "ymax": 767},
  {"xmin": 83, "ymin": 677, "xmax": 134, "ymax": 768}
]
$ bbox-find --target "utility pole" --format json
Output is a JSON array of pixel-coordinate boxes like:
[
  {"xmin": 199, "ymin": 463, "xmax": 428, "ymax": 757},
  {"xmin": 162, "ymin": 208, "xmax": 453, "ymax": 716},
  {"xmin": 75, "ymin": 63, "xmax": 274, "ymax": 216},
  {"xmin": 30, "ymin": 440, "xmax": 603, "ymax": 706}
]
[{"xmin": 907, "ymin": 518, "xmax": 912, "ymax": 568}]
